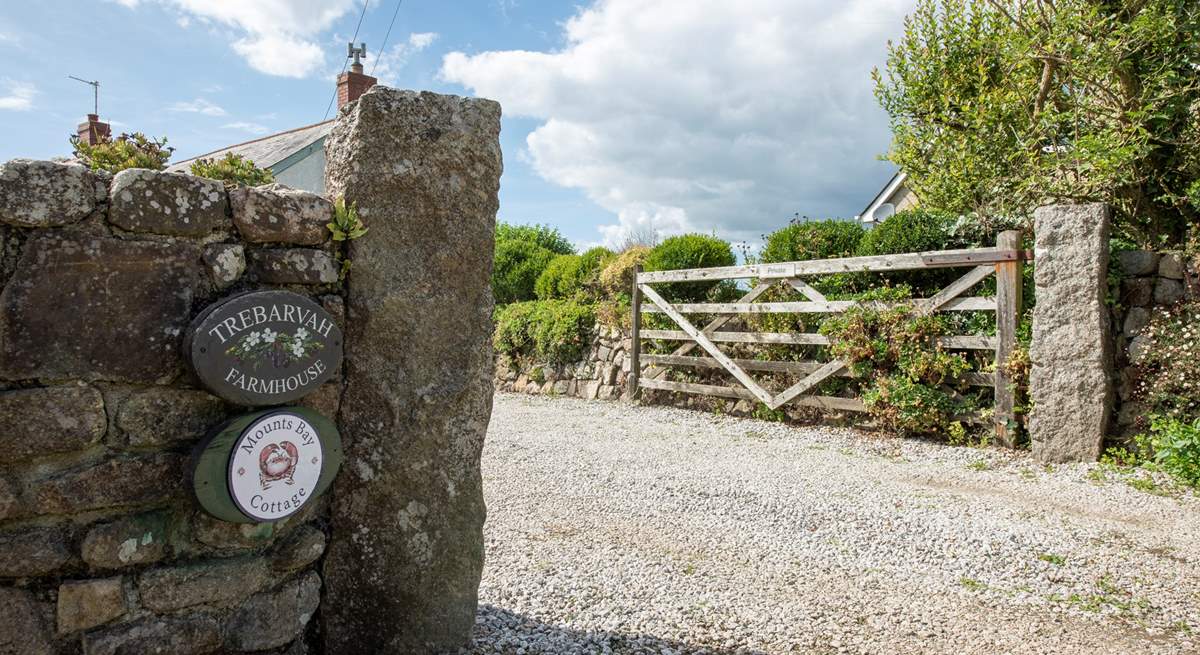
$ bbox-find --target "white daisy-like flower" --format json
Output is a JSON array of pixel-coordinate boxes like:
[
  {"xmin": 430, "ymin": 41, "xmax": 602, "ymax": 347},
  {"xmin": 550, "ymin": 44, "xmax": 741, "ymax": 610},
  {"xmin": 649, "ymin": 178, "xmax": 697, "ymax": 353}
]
[
  {"xmin": 295, "ymin": 328, "xmax": 309, "ymax": 340},
  {"xmin": 262, "ymin": 328, "xmax": 278, "ymax": 343},
  {"xmin": 244, "ymin": 331, "xmax": 261, "ymax": 346},
  {"xmin": 291, "ymin": 341, "xmax": 306, "ymax": 357}
]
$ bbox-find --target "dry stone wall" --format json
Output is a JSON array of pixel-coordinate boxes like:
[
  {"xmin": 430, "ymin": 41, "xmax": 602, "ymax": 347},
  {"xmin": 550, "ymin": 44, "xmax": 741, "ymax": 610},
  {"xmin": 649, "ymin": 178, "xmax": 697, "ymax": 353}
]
[
  {"xmin": 1110, "ymin": 248, "xmax": 1199, "ymax": 436},
  {"xmin": 0, "ymin": 159, "xmax": 341, "ymax": 655},
  {"xmin": 494, "ymin": 325, "xmax": 634, "ymax": 401}
]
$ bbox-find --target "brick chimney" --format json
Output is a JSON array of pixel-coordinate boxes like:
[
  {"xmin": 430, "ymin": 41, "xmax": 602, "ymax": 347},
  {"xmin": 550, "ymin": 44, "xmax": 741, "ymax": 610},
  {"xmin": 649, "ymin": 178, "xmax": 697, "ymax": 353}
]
[
  {"xmin": 337, "ymin": 61, "xmax": 377, "ymax": 110},
  {"xmin": 76, "ymin": 113, "xmax": 111, "ymax": 145}
]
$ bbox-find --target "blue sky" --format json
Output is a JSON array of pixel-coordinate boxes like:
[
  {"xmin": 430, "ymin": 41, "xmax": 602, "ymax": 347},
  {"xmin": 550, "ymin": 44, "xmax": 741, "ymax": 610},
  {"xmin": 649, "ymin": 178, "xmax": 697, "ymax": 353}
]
[{"xmin": 0, "ymin": 0, "xmax": 910, "ymax": 249}]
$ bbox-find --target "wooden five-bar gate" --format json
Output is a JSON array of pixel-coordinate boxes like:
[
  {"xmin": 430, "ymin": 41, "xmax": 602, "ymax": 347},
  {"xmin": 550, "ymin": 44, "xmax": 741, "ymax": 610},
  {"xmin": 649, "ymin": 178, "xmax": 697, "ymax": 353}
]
[{"xmin": 627, "ymin": 231, "xmax": 1027, "ymax": 446}]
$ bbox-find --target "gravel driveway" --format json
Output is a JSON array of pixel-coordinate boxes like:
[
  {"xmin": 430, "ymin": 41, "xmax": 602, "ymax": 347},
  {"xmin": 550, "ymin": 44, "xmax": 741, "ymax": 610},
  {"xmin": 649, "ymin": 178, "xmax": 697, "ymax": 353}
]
[{"xmin": 465, "ymin": 393, "xmax": 1200, "ymax": 654}]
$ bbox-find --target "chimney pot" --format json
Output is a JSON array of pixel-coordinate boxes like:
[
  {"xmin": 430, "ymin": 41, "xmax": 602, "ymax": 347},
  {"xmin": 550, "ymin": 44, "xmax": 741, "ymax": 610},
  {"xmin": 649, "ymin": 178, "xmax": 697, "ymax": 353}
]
[
  {"xmin": 77, "ymin": 114, "xmax": 111, "ymax": 146},
  {"xmin": 336, "ymin": 69, "xmax": 378, "ymax": 111}
]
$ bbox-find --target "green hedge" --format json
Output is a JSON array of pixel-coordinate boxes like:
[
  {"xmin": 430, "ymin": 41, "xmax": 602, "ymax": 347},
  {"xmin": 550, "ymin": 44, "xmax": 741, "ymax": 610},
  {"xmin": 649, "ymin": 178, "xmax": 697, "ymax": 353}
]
[
  {"xmin": 493, "ymin": 239, "xmax": 557, "ymax": 305},
  {"xmin": 494, "ymin": 299, "xmax": 596, "ymax": 364},
  {"xmin": 495, "ymin": 223, "xmax": 575, "ymax": 255},
  {"xmin": 643, "ymin": 234, "xmax": 735, "ymax": 302},
  {"xmin": 760, "ymin": 219, "xmax": 864, "ymax": 263},
  {"xmin": 856, "ymin": 209, "xmax": 966, "ymax": 291}
]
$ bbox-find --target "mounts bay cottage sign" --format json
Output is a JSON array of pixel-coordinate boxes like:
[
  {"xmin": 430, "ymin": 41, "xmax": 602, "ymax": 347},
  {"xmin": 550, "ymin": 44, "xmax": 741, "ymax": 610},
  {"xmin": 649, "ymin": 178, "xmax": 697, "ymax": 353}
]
[{"xmin": 188, "ymin": 290, "xmax": 343, "ymax": 406}]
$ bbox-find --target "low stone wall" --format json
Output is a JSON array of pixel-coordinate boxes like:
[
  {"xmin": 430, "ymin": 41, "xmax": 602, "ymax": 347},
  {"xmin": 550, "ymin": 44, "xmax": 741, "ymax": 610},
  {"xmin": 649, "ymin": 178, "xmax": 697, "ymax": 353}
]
[
  {"xmin": 0, "ymin": 160, "xmax": 340, "ymax": 654},
  {"xmin": 1111, "ymin": 248, "xmax": 1199, "ymax": 436},
  {"xmin": 495, "ymin": 325, "xmax": 634, "ymax": 401}
]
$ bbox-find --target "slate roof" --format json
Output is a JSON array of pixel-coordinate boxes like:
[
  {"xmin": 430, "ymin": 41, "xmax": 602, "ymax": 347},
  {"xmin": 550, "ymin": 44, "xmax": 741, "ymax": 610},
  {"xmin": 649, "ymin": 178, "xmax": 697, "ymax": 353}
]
[{"xmin": 169, "ymin": 120, "xmax": 333, "ymax": 173}]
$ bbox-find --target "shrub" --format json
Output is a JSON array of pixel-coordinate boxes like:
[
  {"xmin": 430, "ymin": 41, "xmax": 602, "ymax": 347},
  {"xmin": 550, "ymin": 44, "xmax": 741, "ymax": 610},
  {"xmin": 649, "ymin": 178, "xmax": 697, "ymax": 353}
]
[
  {"xmin": 864, "ymin": 374, "xmax": 959, "ymax": 435},
  {"xmin": 1144, "ymin": 416, "xmax": 1200, "ymax": 489},
  {"xmin": 643, "ymin": 234, "xmax": 736, "ymax": 302},
  {"xmin": 496, "ymin": 222, "xmax": 575, "ymax": 255},
  {"xmin": 70, "ymin": 132, "xmax": 173, "ymax": 173},
  {"xmin": 599, "ymin": 245, "xmax": 650, "ymax": 297},
  {"xmin": 1132, "ymin": 301, "xmax": 1200, "ymax": 424},
  {"xmin": 760, "ymin": 219, "xmax": 865, "ymax": 263},
  {"xmin": 534, "ymin": 254, "xmax": 581, "ymax": 300},
  {"xmin": 857, "ymin": 209, "xmax": 965, "ymax": 291},
  {"xmin": 189, "ymin": 152, "xmax": 274, "ymax": 186},
  {"xmin": 493, "ymin": 239, "xmax": 556, "ymax": 305},
  {"xmin": 493, "ymin": 299, "xmax": 595, "ymax": 364}
]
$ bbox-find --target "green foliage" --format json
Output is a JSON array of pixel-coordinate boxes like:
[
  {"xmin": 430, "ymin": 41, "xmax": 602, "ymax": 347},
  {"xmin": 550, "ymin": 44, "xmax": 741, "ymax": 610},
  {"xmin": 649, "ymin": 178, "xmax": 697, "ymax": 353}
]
[
  {"xmin": 535, "ymin": 254, "xmax": 581, "ymax": 300},
  {"xmin": 189, "ymin": 152, "xmax": 275, "ymax": 186},
  {"xmin": 493, "ymin": 239, "xmax": 556, "ymax": 305},
  {"xmin": 558, "ymin": 246, "xmax": 615, "ymax": 299},
  {"xmin": 599, "ymin": 245, "xmax": 650, "ymax": 297},
  {"xmin": 1132, "ymin": 301, "xmax": 1200, "ymax": 424},
  {"xmin": 760, "ymin": 219, "xmax": 865, "ymax": 263},
  {"xmin": 874, "ymin": 0, "xmax": 1200, "ymax": 246},
  {"xmin": 643, "ymin": 234, "xmax": 736, "ymax": 302},
  {"xmin": 70, "ymin": 132, "xmax": 173, "ymax": 173},
  {"xmin": 1144, "ymin": 416, "xmax": 1200, "ymax": 488},
  {"xmin": 328, "ymin": 196, "xmax": 368, "ymax": 241},
  {"xmin": 821, "ymin": 299, "xmax": 974, "ymax": 436},
  {"xmin": 495, "ymin": 222, "xmax": 575, "ymax": 255},
  {"xmin": 857, "ymin": 209, "xmax": 968, "ymax": 290},
  {"xmin": 493, "ymin": 300, "xmax": 596, "ymax": 364}
]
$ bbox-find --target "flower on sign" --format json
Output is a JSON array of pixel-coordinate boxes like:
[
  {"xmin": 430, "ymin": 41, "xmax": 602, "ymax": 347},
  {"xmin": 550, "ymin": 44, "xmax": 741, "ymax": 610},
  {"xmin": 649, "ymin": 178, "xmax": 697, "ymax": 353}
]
[
  {"xmin": 296, "ymin": 328, "xmax": 309, "ymax": 340},
  {"xmin": 245, "ymin": 331, "xmax": 261, "ymax": 347},
  {"xmin": 290, "ymin": 340, "xmax": 305, "ymax": 358},
  {"xmin": 262, "ymin": 328, "xmax": 278, "ymax": 343}
]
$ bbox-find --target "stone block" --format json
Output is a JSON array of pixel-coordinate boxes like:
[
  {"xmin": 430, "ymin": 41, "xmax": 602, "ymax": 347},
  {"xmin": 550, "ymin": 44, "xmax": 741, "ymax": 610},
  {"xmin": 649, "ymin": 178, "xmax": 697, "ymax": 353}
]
[
  {"xmin": 297, "ymin": 383, "xmax": 342, "ymax": 419},
  {"xmin": 138, "ymin": 556, "xmax": 269, "ymax": 611},
  {"xmin": 29, "ymin": 453, "xmax": 183, "ymax": 515},
  {"xmin": 202, "ymin": 243, "xmax": 245, "ymax": 288},
  {"xmin": 0, "ymin": 384, "xmax": 105, "ymax": 461},
  {"xmin": 0, "ymin": 235, "xmax": 200, "ymax": 382},
  {"xmin": 57, "ymin": 577, "xmax": 127, "ymax": 634},
  {"xmin": 1154, "ymin": 278, "xmax": 1185, "ymax": 305},
  {"xmin": 271, "ymin": 525, "xmax": 326, "ymax": 572},
  {"xmin": 0, "ymin": 526, "xmax": 72, "ymax": 577},
  {"xmin": 224, "ymin": 571, "xmax": 321, "ymax": 652},
  {"xmin": 1029, "ymin": 204, "xmax": 1112, "ymax": 462},
  {"xmin": 1121, "ymin": 277, "xmax": 1155, "ymax": 307},
  {"xmin": 81, "ymin": 511, "xmax": 169, "ymax": 570},
  {"xmin": 191, "ymin": 512, "xmax": 275, "ymax": 551},
  {"xmin": 322, "ymin": 87, "xmax": 500, "ymax": 653},
  {"xmin": 0, "ymin": 587, "xmax": 53, "ymax": 655},
  {"xmin": 83, "ymin": 614, "xmax": 220, "ymax": 655},
  {"xmin": 0, "ymin": 474, "xmax": 19, "ymax": 521},
  {"xmin": 321, "ymin": 294, "xmax": 346, "ymax": 330},
  {"xmin": 597, "ymin": 345, "xmax": 612, "ymax": 361},
  {"xmin": 251, "ymin": 248, "xmax": 338, "ymax": 285},
  {"xmin": 597, "ymin": 385, "xmax": 617, "ymax": 401},
  {"xmin": 584, "ymin": 381, "xmax": 601, "ymax": 400},
  {"xmin": 1122, "ymin": 306, "xmax": 1150, "ymax": 338},
  {"xmin": 231, "ymin": 183, "xmax": 332, "ymax": 245},
  {"xmin": 1116, "ymin": 250, "xmax": 1159, "ymax": 277},
  {"xmin": 108, "ymin": 169, "xmax": 228, "ymax": 236},
  {"xmin": 1127, "ymin": 334, "xmax": 1151, "ymax": 366},
  {"xmin": 1159, "ymin": 253, "xmax": 1185, "ymax": 280},
  {"xmin": 0, "ymin": 158, "xmax": 101, "ymax": 228},
  {"xmin": 114, "ymin": 388, "xmax": 227, "ymax": 449}
]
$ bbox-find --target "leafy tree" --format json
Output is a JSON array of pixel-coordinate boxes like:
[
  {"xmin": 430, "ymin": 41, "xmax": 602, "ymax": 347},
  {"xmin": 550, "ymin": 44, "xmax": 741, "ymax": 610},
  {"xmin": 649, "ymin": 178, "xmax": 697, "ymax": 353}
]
[
  {"xmin": 495, "ymin": 222, "xmax": 575, "ymax": 255},
  {"xmin": 874, "ymin": 0, "xmax": 1200, "ymax": 246},
  {"xmin": 189, "ymin": 152, "xmax": 275, "ymax": 186},
  {"xmin": 70, "ymin": 132, "xmax": 173, "ymax": 173}
]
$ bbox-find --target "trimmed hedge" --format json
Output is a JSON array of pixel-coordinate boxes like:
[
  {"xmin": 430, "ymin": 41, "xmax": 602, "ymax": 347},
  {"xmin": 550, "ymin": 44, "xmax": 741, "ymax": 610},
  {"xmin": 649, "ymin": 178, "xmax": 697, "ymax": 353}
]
[
  {"xmin": 643, "ymin": 234, "xmax": 736, "ymax": 301},
  {"xmin": 495, "ymin": 222, "xmax": 575, "ymax": 255},
  {"xmin": 535, "ymin": 254, "xmax": 581, "ymax": 300},
  {"xmin": 856, "ymin": 209, "xmax": 966, "ymax": 290},
  {"xmin": 760, "ymin": 219, "xmax": 865, "ymax": 263},
  {"xmin": 494, "ymin": 299, "xmax": 596, "ymax": 364},
  {"xmin": 493, "ymin": 239, "xmax": 557, "ymax": 305}
]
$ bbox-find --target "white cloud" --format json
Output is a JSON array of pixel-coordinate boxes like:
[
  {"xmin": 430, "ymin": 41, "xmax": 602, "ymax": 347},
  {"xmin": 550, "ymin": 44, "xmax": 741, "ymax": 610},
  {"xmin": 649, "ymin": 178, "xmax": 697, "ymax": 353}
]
[
  {"xmin": 124, "ymin": 0, "xmax": 359, "ymax": 78},
  {"xmin": 168, "ymin": 98, "xmax": 227, "ymax": 116},
  {"xmin": 441, "ymin": 0, "xmax": 911, "ymax": 246},
  {"xmin": 222, "ymin": 121, "xmax": 271, "ymax": 135},
  {"xmin": 0, "ymin": 80, "xmax": 36, "ymax": 111},
  {"xmin": 365, "ymin": 32, "xmax": 439, "ymax": 86}
]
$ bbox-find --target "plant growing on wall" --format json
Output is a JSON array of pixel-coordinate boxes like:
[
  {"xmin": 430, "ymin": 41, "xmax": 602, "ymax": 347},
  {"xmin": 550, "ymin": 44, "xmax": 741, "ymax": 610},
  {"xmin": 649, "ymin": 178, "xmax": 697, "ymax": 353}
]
[
  {"xmin": 70, "ymin": 132, "xmax": 173, "ymax": 173},
  {"xmin": 189, "ymin": 152, "xmax": 275, "ymax": 186},
  {"xmin": 328, "ymin": 196, "xmax": 368, "ymax": 242}
]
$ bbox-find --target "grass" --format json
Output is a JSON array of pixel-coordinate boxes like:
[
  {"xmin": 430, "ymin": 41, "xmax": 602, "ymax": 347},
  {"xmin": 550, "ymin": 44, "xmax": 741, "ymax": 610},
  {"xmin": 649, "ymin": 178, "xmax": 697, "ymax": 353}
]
[
  {"xmin": 967, "ymin": 459, "xmax": 990, "ymax": 471},
  {"xmin": 959, "ymin": 576, "xmax": 987, "ymax": 591},
  {"xmin": 1037, "ymin": 553, "xmax": 1066, "ymax": 566}
]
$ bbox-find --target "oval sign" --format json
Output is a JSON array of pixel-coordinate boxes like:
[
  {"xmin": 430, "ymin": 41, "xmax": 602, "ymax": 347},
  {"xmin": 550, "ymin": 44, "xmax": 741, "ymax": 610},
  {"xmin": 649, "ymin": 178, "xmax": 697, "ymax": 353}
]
[
  {"xmin": 188, "ymin": 290, "xmax": 342, "ymax": 406},
  {"xmin": 192, "ymin": 407, "xmax": 343, "ymax": 523}
]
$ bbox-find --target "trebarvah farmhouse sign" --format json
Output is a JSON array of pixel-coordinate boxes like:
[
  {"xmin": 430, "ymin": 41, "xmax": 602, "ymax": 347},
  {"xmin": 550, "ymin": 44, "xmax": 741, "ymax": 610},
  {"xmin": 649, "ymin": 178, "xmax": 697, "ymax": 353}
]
[
  {"xmin": 187, "ymin": 291, "xmax": 343, "ymax": 406},
  {"xmin": 192, "ymin": 407, "xmax": 343, "ymax": 523}
]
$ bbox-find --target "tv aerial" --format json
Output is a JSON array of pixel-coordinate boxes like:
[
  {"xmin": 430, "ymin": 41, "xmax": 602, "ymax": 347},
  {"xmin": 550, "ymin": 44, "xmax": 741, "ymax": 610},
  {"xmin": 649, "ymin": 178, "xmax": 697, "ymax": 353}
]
[{"xmin": 68, "ymin": 75, "xmax": 100, "ymax": 115}]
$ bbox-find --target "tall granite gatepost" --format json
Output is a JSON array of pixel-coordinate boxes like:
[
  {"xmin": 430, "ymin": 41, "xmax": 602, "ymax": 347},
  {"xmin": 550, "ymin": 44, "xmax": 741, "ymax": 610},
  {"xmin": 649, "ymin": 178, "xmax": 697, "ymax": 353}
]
[
  {"xmin": 1029, "ymin": 203, "xmax": 1113, "ymax": 462},
  {"xmin": 322, "ymin": 88, "xmax": 501, "ymax": 652}
]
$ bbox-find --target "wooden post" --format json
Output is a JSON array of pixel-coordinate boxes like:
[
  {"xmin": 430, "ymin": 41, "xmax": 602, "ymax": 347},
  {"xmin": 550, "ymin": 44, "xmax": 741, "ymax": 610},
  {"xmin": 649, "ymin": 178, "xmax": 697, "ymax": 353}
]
[
  {"xmin": 993, "ymin": 230, "xmax": 1023, "ymax": 447},
  {"xmin": 627, "ymin": 264, "xmax": 642, "ymax": 400}
]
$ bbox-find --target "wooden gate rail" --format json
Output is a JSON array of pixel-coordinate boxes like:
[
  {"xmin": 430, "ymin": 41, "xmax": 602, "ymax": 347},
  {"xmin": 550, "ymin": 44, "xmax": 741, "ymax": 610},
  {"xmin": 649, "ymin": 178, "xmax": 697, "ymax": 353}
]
[{"xmin": 627, "ymin": 231, "xmax": 1027, "ymax": 446}]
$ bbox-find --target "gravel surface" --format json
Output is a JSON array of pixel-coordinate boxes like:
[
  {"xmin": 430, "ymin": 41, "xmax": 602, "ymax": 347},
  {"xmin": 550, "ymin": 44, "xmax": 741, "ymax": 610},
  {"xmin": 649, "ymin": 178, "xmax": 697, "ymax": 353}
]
[{"xmin": 464, "ymin": 393, "xmax": 1200, "ymax": 654}]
